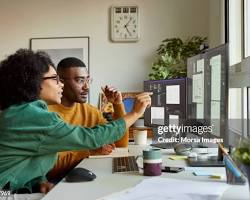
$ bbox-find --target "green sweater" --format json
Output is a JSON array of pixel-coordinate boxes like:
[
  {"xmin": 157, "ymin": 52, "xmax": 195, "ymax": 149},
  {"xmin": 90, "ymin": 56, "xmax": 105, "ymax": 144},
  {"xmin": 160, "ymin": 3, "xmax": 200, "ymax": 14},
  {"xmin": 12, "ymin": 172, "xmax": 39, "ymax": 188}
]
[{"xmin": 0, "ymin": 100, "xmax": 126, "ymax": 192}]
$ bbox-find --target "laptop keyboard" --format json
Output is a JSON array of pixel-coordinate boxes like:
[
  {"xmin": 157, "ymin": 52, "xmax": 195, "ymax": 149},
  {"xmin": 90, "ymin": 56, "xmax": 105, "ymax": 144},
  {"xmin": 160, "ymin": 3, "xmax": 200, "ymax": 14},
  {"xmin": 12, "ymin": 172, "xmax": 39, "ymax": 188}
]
[
  {"xmin": 113, "ymin": 156, "xmax": 139, "ymax": 173},
  {"xmin": 151, "ymin": 142, "xmax": 177, "ymax": 149}
]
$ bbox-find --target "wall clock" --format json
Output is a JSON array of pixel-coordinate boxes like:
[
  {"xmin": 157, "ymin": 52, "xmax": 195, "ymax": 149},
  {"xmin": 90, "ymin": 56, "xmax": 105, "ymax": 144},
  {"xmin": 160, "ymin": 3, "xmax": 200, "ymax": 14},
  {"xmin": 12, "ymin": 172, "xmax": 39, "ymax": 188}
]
[{"xmin": 111, "ymin": 5, "xmax": 140, "ymax": 42}]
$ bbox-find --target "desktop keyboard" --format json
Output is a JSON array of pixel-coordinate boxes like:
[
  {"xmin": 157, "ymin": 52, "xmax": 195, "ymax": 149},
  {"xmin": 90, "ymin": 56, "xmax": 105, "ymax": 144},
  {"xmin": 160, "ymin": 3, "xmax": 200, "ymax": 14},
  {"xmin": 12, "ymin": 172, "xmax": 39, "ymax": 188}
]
[{"xmin": 113, "ymin": 156, "xmax": 139, "ymax": 173}]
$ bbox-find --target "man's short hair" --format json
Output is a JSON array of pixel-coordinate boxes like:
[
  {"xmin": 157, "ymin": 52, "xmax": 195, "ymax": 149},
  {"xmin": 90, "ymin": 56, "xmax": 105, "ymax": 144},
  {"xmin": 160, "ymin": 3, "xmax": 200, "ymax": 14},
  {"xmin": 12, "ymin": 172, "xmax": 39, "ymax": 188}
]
[
  {"xmin": 0, "ymin": 49, "xmax": 54, "ymax": 110},
  {"xmin": 57, "ymin": 57, "xmax": 86, "ymax": 70}
]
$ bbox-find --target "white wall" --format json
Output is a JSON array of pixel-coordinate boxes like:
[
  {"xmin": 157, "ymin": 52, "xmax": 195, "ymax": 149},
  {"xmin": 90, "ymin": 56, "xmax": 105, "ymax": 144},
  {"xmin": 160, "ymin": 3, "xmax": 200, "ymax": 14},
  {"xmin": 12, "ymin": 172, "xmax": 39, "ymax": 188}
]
[
  {"xmin": 209, "ymin": 0, "xmax": 224, "ymax": 48},
  {"xmin": 0, "ymin": 0, "xmax": 220, "ymax": 105}
]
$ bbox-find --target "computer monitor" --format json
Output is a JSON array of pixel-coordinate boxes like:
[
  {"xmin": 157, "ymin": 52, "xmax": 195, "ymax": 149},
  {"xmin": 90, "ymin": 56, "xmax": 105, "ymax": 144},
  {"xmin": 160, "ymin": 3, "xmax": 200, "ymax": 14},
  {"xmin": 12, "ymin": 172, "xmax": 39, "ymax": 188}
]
[
  {"xmin": 144, "ymin": 44, "xmax": 229, "ymax": 148},
  {"xmin": 187, "ymin": 43, "xmax": 229, "ymax": 147}
]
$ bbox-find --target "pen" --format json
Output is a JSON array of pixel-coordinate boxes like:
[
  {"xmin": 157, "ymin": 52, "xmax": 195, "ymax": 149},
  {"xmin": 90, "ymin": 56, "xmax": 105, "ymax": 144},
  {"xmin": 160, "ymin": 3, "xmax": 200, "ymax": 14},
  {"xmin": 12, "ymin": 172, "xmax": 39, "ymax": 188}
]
[{"xmin": 218, "ymin": 143, "xmax": 228, "ymax": 155}]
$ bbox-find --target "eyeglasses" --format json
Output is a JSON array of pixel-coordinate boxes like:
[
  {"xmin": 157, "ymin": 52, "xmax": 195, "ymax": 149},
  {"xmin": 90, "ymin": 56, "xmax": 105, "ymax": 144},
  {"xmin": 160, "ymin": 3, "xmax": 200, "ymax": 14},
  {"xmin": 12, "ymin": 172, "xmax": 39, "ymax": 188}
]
[
  {"xmin": 62, "ymin": 77, "xmax": 93, "ymax": 85},
  {"xmin": 43, "ymin": 75, "xmax": 61, "ymax": 84},
  {"xmin": 78, "ymin": 77, "xmax": 93, "ymax": 85}
]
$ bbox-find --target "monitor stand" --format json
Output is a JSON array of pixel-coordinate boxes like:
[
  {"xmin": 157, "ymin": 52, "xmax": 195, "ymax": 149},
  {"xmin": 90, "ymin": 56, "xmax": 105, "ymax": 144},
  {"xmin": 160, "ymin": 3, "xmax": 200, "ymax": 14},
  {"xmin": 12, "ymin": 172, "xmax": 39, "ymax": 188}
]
[{"xmin": 187, "ymin": 156, "xmax": 224, "ymax": 167}]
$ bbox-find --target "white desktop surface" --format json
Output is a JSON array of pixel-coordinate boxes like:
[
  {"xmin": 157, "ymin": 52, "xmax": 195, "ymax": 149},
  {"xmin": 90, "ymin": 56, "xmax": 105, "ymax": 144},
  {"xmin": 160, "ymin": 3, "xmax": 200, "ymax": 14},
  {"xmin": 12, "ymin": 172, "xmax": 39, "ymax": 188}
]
[{"xmin": 42, "ymin": 144, "xmax": 249, "ymax": 200}]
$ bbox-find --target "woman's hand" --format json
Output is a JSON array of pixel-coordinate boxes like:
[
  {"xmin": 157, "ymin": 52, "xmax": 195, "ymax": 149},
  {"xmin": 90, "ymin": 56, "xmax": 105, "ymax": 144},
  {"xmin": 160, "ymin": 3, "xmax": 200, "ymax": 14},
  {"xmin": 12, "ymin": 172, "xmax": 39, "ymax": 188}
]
[
  {"xmin": 131, "ymin": 92, "xmax": 152, "ymax": 118},
  {"xmin": 40, "ymin": 181, "xmax": 54, "ymax": 194},
  {"xmin": 123, "ymin": 92, "xmax": 152, "ymax": 128}
]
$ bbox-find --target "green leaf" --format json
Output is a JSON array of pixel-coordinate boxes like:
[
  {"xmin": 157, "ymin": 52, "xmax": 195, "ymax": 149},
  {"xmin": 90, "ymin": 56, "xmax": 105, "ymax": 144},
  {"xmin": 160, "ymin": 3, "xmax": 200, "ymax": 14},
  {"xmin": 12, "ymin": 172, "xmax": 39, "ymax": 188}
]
[{"xmin": 149, "ymin": 36, "xmax": 207, "ymax": 80}]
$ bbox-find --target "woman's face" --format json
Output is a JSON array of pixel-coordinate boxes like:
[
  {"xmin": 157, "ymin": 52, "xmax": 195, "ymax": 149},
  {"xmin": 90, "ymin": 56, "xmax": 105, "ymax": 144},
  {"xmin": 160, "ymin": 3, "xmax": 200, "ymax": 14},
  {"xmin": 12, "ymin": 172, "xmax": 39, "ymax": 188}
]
[{"xmin": 40, "ymin": 65, "xmax": 64, "ymax": 105}]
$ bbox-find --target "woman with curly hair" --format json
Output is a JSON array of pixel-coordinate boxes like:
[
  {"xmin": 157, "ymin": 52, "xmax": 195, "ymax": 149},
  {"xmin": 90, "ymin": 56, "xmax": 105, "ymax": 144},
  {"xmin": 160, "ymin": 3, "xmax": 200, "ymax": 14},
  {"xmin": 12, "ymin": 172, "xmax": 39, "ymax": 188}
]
[{"xmin": 0, "ymin": 49, "xmax": 151, "ymax": 194}]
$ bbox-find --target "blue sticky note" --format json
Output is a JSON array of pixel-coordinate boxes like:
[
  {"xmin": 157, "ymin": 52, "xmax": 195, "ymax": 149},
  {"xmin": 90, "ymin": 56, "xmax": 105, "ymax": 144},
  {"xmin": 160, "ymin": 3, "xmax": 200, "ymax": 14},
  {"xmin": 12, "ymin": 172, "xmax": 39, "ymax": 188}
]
[
  {"xmin": 224, "ymin": 156, "xmax": 241, "ymax": 178},
  {"xmin": 193, "ymin": 171, "xmax": 212, "ymax": 176}
]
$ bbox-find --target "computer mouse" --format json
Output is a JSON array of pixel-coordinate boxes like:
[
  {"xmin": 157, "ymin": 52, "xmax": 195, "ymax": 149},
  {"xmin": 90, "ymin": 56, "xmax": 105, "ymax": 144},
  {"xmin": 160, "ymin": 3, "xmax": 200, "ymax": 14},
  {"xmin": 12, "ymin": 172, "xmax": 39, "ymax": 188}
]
[
  {"xmin": 188, "ymin": 152, "xmax": 198, "ymax": 158},
  {"xmin": 65, "ymin": 167, "xmax": 96, "ymax": 182}
]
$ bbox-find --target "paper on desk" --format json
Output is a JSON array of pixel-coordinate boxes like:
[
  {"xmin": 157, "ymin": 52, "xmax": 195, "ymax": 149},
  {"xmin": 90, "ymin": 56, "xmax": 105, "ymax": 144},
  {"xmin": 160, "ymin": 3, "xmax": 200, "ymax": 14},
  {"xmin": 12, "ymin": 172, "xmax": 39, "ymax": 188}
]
[
  {"xmin": 105, "ymin": 177, "xmax": 229, "ymax": 200},
  {"xmin": 88, "ymin": 147, "xmax": 129, "ymax": 158},
  {"xmin": 13, "ymin": 193, "xmax": 44, "ymax": 200}
]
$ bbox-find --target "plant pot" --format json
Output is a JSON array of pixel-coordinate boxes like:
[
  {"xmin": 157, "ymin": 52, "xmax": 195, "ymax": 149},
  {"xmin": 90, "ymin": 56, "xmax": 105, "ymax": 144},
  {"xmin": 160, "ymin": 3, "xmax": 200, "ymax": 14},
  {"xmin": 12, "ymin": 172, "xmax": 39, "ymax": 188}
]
[{"xmin": 241, "ymin": 164, "xmax": 250, "ymax": 189}]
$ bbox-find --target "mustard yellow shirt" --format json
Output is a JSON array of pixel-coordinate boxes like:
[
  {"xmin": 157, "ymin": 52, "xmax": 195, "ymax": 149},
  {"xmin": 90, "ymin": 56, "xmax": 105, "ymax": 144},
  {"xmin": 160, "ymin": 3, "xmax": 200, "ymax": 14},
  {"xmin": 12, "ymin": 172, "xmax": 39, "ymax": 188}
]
[{"xmin": 48, "ymin": 103, "xmax": 128, "ymax": 151}]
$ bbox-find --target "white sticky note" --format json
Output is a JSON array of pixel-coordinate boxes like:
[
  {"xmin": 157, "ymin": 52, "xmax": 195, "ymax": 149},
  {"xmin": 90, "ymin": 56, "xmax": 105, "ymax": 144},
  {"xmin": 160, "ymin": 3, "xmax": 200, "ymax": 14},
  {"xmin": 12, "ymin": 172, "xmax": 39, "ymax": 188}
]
[
  {"xmin": 196, "ymin": 103, "xmax": 204, "ymax": 119},
  {"xmin": 192, "ymin": 73, "xmax": 204, "ymax": 104},
  {"xmin": 210, "ymin": 55, "xmax": 221, "ymax": 101},
  {"xmin": 151, "ymin": 107, "xmax": 165, "ymax": 125},
  {"xmin": 197, "ymin": 59, "xmax": 204, "ymax": 73},
  {"xmin": 210, "ymin": 101, "xmax": 221, "ymax": 137},
  {"xmin": 166, "ymin": 85, "xmax": 180, "ymax": 104},
  {"xmin": 169, "ymin": 115, "xmax": 179, "ymax": 126}
]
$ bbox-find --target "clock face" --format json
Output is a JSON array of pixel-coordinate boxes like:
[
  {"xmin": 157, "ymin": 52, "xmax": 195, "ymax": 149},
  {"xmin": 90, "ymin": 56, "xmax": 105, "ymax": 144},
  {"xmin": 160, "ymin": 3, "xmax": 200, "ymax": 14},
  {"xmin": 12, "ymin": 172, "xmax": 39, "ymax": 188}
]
[{"xmin": 111, "ymin": 6, "xmax": 139, "ymax": 42}]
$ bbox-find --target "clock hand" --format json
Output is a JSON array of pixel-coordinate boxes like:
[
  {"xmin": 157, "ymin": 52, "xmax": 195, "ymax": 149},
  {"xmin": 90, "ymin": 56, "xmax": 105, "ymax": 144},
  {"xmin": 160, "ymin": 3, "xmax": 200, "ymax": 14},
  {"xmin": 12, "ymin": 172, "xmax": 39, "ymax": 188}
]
[
  {"xmin": 125, "ymin": 18, "xmax": 132, "ymax": 27},
  {"xmin": 125, "ymin": 26, "xmax": 131, "ymax": 35}
]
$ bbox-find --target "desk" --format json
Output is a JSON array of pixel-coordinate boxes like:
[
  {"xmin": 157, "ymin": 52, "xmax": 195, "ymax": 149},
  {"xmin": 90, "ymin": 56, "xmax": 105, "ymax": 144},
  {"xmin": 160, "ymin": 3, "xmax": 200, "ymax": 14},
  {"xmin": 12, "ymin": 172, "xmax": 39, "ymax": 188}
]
[{"xmin": 42, "ymin": 145, "xmax": 249, "ymax": 200}]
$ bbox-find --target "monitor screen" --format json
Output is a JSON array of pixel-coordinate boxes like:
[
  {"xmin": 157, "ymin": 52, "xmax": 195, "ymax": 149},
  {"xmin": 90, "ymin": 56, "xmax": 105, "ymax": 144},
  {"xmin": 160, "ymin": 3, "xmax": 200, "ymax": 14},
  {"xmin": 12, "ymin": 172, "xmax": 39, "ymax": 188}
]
[{"xmin": 144, "ymin": 78, "xmax": 187, "ymax": 127}]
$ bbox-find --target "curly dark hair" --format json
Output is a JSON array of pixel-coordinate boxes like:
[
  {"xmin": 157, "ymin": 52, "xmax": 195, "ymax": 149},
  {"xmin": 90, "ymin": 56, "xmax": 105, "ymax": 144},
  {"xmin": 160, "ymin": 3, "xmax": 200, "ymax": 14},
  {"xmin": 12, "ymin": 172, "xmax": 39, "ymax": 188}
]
[{"xmin": 0, "ymin": 49, "xmax": 55, "ymax": 110}]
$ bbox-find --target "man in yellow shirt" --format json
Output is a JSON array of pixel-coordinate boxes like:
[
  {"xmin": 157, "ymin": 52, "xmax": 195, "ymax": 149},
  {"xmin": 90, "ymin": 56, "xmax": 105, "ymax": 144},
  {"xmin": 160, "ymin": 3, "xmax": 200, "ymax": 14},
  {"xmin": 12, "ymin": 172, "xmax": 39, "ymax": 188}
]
[{"xmin": 48, "ymin": 57, "xmax": 129, "ymax": 179}]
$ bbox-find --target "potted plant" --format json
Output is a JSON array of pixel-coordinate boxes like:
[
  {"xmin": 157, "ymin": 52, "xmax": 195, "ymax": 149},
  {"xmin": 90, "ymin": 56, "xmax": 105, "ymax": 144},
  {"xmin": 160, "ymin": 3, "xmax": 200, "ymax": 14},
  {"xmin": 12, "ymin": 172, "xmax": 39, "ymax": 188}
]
[
  {"xmin": 149, "ymin": 36, "xmax": 207, "ymax": 80},
  {"xmin": 233, "ymin": 138, "xmax": 250, "ymax": 185}
]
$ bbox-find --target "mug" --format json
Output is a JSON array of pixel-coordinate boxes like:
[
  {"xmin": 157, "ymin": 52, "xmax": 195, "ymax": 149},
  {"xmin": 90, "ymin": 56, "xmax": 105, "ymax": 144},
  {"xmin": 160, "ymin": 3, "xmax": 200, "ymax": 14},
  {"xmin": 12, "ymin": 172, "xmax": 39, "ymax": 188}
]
[
  {"xmin": 133, "ymin": 130, "xmax": 147, "ymax": 145},
  {"xmin": 136, "ymin": 148, "xmax": 162, "ymax": 176}
]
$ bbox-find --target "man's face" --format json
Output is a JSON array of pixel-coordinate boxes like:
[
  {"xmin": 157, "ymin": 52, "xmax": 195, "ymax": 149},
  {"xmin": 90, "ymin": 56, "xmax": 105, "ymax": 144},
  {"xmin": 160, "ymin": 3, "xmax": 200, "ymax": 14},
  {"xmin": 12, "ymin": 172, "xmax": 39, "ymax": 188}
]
[{"xmin": 60, "ymin": 67, "xmax": 90, "ymax": 104}]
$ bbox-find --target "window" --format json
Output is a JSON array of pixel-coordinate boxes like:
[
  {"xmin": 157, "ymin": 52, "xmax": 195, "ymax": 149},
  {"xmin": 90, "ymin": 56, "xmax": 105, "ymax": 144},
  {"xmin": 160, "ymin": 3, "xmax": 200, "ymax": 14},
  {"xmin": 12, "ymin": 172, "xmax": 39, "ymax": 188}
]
[
  {"xmin": 244, "ymin": 0, "xmax": 250, "ymax": 58},
  {"xmin": 229, "ymin": 0, "xmax": 242, "ymax": 65}
]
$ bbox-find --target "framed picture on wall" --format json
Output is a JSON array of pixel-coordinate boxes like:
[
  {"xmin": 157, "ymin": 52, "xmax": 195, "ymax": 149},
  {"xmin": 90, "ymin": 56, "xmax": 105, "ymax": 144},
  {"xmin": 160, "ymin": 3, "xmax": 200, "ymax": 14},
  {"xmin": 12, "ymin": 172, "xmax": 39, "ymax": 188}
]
[
  {"xmin": 30, "ymin": 36, "xmax": 89, "ymax": 69},
  {"xmin": 30, "ymin": 36, "xmax": 90, "ymax": 102}
]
